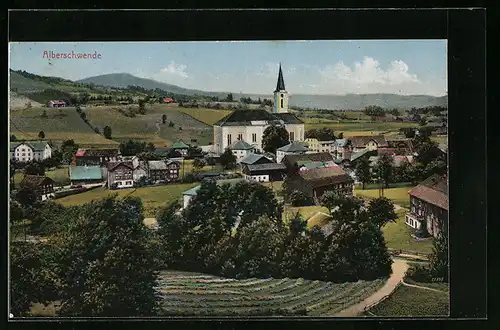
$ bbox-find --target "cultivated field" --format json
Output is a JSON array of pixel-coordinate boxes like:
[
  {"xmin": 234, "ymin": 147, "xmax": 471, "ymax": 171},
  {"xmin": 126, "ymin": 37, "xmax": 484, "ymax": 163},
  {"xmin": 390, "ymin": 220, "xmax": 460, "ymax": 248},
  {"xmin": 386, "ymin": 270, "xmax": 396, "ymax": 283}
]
[
  {"xmin": 304, "ymin": 121, "xmax": 415, "ymax": 133},
  {"xmin": 157, "ymin": 270, "xmax": 387, "ymax": 316},
  {"xmin": 55, "ymin": 183, "xmax": 199, "ymax": 217},
  {"xmin": 366, "ymin": 283, "xmax": 449, "ymax": 317}
]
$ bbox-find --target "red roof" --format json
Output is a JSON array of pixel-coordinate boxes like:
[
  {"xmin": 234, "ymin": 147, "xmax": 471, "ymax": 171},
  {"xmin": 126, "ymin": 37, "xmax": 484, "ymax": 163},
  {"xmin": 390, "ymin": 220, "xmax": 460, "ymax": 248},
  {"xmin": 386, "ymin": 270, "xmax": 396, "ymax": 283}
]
[
  {"xmin": 163, "ymin": 97, "xmax": 174, "ymax": 103},
  {"xmin": 75, "ymin": 149, "xmax": 87, "ymax": 157},
  {"xmin": 408, "ymin": 175, "xmax": 448, "ymax": 211},
  {"xmin": 107, "ymin": 161, "xmax": 134, "ymax": 171}
]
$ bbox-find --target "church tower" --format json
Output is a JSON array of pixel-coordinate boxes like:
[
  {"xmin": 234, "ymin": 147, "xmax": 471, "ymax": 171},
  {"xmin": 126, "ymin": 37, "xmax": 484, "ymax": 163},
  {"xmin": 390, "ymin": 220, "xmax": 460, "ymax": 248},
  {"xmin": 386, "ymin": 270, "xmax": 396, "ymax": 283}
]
[{"xmin": 273, "ymin": 63, "xmax": 289, "ymax": 113}]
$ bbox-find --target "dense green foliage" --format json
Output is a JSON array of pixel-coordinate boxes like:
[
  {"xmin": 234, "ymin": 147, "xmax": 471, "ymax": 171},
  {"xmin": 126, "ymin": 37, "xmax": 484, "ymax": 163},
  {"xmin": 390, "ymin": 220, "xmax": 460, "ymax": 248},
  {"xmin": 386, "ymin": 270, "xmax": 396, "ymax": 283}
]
[{"xmin": 262, "ymin": 124, "xmax": 290, "ymax": 154}]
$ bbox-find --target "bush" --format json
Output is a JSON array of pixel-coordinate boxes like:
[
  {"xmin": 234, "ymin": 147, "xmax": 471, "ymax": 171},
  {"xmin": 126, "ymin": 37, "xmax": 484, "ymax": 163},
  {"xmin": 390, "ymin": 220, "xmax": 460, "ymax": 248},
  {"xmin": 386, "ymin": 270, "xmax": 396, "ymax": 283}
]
[
  {"xmin": 406, "ymin": 264, "xmax": 432, "ymax": 283},
  {"xmin": 181, "ymin": 173, "xmax": 198, "ymax": 183},
  {"xmin": 289, "ymin": 190, "xmax": 309, "ymax": 206}
]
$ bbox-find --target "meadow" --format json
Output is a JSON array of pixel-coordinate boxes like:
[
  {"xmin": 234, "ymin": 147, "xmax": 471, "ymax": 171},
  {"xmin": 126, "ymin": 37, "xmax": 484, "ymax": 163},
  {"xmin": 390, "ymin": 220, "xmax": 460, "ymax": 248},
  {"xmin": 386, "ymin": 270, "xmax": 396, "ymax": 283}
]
[
  {"xmin": 13, "ymin": 166, "xmax": 71, "ymax": 186},
  {"xmin": 55, "ymin": 183, "xmax": 199, "ymax": 217},
  {"xmin": 176, "ymin": 107, "xmax": 232, "ymax": 125},
  {"xmin": 366, "ymin": 283, "xmax": 449, "ymax": 317},
  {"xmin": 156, "ymin": 270, "xmax": 386, "ymax": 316},
  {"xmin": 355, "ymin": 186, "xmax": 412, "ymax": 209},
  {"xmin": 382, "ymin": 210, "xmax": 434, "ymax": 254}
]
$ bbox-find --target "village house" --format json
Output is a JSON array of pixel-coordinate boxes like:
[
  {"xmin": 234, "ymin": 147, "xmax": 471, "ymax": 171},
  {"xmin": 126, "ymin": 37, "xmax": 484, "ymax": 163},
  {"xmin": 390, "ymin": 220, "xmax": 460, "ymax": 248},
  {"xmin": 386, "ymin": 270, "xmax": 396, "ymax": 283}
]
[
  {"xmin": 349, "ymin": 135, "xmax": 389, "ymax": 153},
  {"xmin": 69, "ymin": 166, "xmax": 104, "ymax": 186},
  {"xmin": 304, "ymin": 138, "xmax": 335, "ymax": 154},
  {"xmin": 276, "ymin": 141, "xmax": 309, "ymax": 163},
  {"xmin": 107, "ymin": 161, "xmax": 134, "ymax": 189},
  {"xmin": 74, "ymin": 148, "xmax": 121, "ymax": 167},
  {"xmin": 282, "ymin": 152, "xmax": 336, "ymax": 175},
  {"xmin": 171, "ymin": 140, "xmax": 190, "ymax": 156},
  {"xmin": 242, "ymin": 163, "xmax": 287, "ymax": 182},
  {"xmin": 405, "ymin": 174, "xmax": 448, "ymax": 237},
  {"xmin": 213, "ymin": 64, "xmax": 304, "ymax": 155},
  {"xmin": 332, "ymin": 139, "xmax": 353, "ymax": 161},
  {"xmin": 229, "ymin": 140, "xmax": 255, "ymax": 162},
  {"xmin": 19, "ymin": 175, "xmax": 56, "ymax": 201},
  {"xmin": 47, "ymin": 100, "xmax": 66, "ymax": 108},
  {"xmin": 148, "ymin": 160, "xmax": 180, "ymax": 182},
  {"xmin": 239, "ymin": 153, "xmax": 274, "ymax": 167},
  {"xmin": 10, "ymin": 141, "xmax": 52, "ymax": 162}
]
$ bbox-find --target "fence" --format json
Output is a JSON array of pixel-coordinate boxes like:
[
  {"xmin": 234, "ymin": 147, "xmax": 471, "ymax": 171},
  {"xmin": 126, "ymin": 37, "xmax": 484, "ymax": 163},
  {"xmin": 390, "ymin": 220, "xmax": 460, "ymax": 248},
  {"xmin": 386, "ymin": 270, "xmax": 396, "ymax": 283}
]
[{"xmin": 388, "ymin": 249, "xmax": 430, "ymax": 258}]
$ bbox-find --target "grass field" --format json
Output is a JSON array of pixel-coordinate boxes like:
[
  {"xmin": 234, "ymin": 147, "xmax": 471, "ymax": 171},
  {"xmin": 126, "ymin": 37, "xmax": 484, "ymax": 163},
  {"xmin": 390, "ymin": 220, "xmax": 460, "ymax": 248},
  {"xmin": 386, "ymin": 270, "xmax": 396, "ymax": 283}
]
[
  {"xmin": 13, "ymin": 166, "xmax": 70, "ymax": 186},
  {"xmin": 55, "ymin": 183, "xmax": 199, "ymax": 217},
  {"xmin": 156, "ymin": 270, "xmax": 387, "ymax": 316},
  {"xmin": 305, "ymin": 121, "xmax": 415, "ymax": 133},
  {"xmin": 284, "ymin": 206, "xmax": 329, "ymax": 223},
  {"xmin": 367, "ymin": 283, "xmax": 449, "ymax": 316},
  {"xmin": 381, "ymin": 210, "xmax": 434, "ymax": 254},
  {"xmin": 177, "ymin": 108, "xmax": 231, "ymax": 125},
  {"xmin": 355, "ymin": 186, "xmax": 412, "ymax": 209}
]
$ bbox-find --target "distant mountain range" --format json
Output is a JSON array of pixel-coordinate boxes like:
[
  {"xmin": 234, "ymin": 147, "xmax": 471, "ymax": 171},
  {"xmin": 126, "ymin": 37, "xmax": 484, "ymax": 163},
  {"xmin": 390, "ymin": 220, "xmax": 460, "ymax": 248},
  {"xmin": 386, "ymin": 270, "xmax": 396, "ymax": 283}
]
[{"xmin": 11, "ymin": 70, "xmax": 447, "ymax": 110}]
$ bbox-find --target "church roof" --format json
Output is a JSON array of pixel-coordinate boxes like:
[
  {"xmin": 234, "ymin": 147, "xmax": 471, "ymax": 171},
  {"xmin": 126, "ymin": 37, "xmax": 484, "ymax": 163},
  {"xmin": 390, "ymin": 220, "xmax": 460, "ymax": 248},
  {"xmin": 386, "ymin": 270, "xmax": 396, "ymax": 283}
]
[
  {"xmin": 229, "ymin": 140, "xmax": 254, "ymax": 150},
  {"xmin": 214, "ymin": 109, "xmax": 302, "ymax": 126},
  {"xmin": 275, "ymin": 63, "xmax": 286, "ymax": 92}
]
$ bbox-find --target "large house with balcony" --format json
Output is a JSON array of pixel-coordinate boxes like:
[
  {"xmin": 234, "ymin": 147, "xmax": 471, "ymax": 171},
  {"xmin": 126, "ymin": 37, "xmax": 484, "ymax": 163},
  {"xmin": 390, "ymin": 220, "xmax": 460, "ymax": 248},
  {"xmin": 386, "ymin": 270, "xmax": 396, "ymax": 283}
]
[
  {"xmin": 212, "ymin": 64, "xmax": 304, "ymax": 155},
  {"xmin": 405, "ymin": 174, "xmax": 448, "ymax": 237},
  {"xmin": 19, "ymin": 175, "xmax": 56, "ymax": 201},
  {"xmin": 10, "ymin": 141, "xmax": 52, "ymax": 162},
  {"xmin": 107, "ymin": 161, "xmax": 134, "ymax": 189},
  {"xmin": 74, "ymin": 148, "xmax": 120, "ymax": 167}
]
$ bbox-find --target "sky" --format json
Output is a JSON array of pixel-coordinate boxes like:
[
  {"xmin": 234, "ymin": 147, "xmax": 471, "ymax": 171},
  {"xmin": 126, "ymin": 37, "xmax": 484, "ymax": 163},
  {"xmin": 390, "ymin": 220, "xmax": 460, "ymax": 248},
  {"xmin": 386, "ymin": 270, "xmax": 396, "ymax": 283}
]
[{"xmin": 9, "ymin": 40, "xmax": 447, "ymax": 96}]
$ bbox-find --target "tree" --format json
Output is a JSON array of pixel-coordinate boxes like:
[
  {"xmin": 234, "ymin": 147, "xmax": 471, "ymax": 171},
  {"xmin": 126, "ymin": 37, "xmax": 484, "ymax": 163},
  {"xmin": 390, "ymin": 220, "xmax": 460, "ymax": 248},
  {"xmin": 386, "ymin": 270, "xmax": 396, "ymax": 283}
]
[
  {"xmin": 162, "ymin": 114, "xmax": 167, "ymax": 124},
  {"xmin": 428, "ymin": 222, "xmax": 448, "ymax": 282},
  {"xmin": 38, "ymin": 131, "xmax": 45, "ymax": 139},
  {"xmin": 416, "ymin": 141, "xmax": 442, "ymax": 167},
  {"xmin": 226, "ymin": 93, "xmax": 234, "ymax": 102},
  {"xmin": 363, "ymin": 105, "xmax": 385, "ymax": 118},
  {"xmin": 168, "ymin": 121, "xmax": 175, "ymax": 127},
  {"xmin": 375, "ymin": 154, "xmax": 394, "ymax": 188},
  {"xmin": 54, "ymin": 195, "xmax": 160, "ymax": 316},
  {"xmin": 24, "ymin": 161, "xmax": 46, "ymax": 176},
  {"xmin": 219, "ymin": 148, "xmax": 237, "ymax": 170},
  {"xmin": 119, "ymin": 140, "xmax": 146, "ymax": 156},
  {"xmin": 355, "ymin": 157, "xmax": 371, "ymax": 189},
  {"xmin": 192, "ymin": 158, "xmax": 205, "ymax": 172},
  {"xmin": 145, "ymin": 142, "xmax": 156, "ymax": 153},
  {"xmin": 103, "ymin": 126, "xmax": 112, "ymax": 139},
  {"xmin": 367, "ymin": 197, "xmax": 398, "ymax": 229},
  {"xmin": 337, "ymin": 132, "xmax": 344, "ymax": 139},
  {"xmin": 80, "ymin": 111, "xmax": 87, "ymax": 120},
  {"xmin": 187, "ymin": 146, "xmax": 202, "ymax": 159},
  {"xmin": 60, "ymin": 139, "xmax": 79, "ymax": 164},
  {"xmin": 10, "ymin": 243, "xmax": 58, "ymax": 316},
  {"xmin": 14, "ymin": 186, "xmax": 38, "ymax": 210},
  {"xmin": 289, "ymin": 190, "xmax": 309, "ymax": 207},
  {"xmin": 156, "ymin": 200, "xmax": 187, "ymax": 267},
  {"xmin": 401, "ymin": 127, "xmax": 416, "ymax": 139},
  {"xmin": 41, "ymin": 110, "xmax": 48, "ymax": 118},
  {"xmin": 93, "ymin": 127, "xmax": 100, "ymax": 134},
  {"xmin": 262, "ymin": 124, "xmax": 289, "ymax": 154},
  {"xmin": 10, "ymin": 134, "xmax": 18, "ymax": 141},
  {"xmin": 233, "ymin": 215, "xmax": 285, "ymax": 278}
]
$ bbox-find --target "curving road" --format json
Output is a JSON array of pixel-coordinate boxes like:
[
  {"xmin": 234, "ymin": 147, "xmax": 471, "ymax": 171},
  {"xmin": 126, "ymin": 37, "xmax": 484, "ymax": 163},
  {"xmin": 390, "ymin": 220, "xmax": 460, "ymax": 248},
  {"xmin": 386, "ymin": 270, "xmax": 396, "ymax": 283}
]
[{"xmin": 334, "ymin": 258, "xmax": 410, "ymax": 317}]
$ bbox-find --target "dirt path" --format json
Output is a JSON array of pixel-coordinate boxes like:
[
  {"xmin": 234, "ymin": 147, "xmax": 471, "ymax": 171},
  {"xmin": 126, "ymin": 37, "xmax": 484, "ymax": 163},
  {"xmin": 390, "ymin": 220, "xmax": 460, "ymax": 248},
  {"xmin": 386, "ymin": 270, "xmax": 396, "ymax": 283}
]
[
  {"xmin": 334, "ymin": 258, "xmax": 409, "ymax": 317},
  {"xmin": 401, "ymin": 280, "xmax": 447, "ymax": 293}
]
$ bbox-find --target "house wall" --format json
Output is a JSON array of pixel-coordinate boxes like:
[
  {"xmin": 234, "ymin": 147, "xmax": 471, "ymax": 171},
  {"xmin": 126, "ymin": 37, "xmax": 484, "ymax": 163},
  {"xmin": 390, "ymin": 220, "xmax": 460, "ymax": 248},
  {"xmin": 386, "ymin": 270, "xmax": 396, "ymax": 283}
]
[
  {"xmin": 232, "ymin": 149, "xmax": 252, "ymax": 162},
  {"xmin": 133, "ymin": 167, "xmax": 148, "ymax": 181},
  {"xmin": 244, "ymin": 174, "xmax": 270, "ymax": 182},
  {"xmin": 183, "ymin": 195, "xmax": 193, "ymax": 209},
  {"xmin": 273, "ymin": 90, "xmax": 289, "ymax": 113},
  {"xmin": 12, "ymin": 144, "xmax": 34, "ymax": 162},
  {"xmin": 406, "ymin": 196, "xmax": 448, "ymax": 237},
  {"xmin": 108, "ymin": 165, "xmax": 134, "ymax": 189}
]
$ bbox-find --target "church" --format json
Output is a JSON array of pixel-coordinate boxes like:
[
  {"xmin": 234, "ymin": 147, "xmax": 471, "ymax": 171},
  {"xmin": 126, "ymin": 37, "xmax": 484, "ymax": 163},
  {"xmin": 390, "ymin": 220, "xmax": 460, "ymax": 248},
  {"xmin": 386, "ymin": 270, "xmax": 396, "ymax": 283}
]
[{"xmin": 213, "ymin": 64, "xmax": 305, "ymax": 155}]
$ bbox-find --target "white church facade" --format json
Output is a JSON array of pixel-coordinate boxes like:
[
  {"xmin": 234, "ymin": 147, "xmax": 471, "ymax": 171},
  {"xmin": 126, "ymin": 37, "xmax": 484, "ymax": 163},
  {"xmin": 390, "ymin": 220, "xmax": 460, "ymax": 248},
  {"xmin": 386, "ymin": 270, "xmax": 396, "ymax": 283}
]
[{"xmin": 213, "ymin": 64, "xmax": 304, "ymax": 155}]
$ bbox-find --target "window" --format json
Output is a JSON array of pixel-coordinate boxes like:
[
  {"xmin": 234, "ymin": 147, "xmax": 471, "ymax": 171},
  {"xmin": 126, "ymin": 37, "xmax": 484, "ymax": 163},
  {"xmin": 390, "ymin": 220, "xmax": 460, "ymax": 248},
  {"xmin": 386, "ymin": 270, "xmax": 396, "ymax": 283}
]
[
  {"xmin": 280, "ymin": 99, "xmax": 284, "ymax": 108},
  {"xmin": 238, "ymin": 134, "xmax": 243, "ymax": 141},
  {"xmin": 227, "ymin": 134, "xmax": 232, "ymax": 146},
  {"xmin": 289, "ymin": 131, "xmax": 295, "ymax": 142},
  {"xmin": 252, "ymin": 133, "xmax": 257, "ymax": 142}
]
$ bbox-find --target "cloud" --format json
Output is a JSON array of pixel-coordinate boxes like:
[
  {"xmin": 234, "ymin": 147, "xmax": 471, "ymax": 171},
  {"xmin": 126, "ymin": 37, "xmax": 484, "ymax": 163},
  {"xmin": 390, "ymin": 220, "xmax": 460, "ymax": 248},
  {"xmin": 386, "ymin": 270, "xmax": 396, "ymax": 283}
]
[
  {"xmin": 256, "ymin": 62, "xmax": 296, "ymax": 78},
  {"xmin": 314, "ymin": 56, "xmax": 435, "ymax": 95},
  {"xmin": 159, "ymin": 61, "xmax": 189, "ymax": 78}
]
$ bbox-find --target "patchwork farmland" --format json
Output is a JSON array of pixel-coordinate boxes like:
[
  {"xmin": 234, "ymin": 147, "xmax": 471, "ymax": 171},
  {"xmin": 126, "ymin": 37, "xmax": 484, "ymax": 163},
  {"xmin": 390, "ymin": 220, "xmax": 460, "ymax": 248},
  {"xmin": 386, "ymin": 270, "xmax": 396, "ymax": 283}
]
[{"xmin": 157, "ymin": 270, "xmax": 386, "ymax": 316}]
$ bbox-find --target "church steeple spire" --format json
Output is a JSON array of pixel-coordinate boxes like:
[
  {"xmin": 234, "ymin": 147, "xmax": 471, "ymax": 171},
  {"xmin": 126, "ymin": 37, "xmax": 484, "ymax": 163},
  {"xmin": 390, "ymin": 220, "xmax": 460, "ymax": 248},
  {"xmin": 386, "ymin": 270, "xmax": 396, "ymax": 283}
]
[{"xmin": 275, "ymin": 63, "xmax": 286, "ymax": 92}]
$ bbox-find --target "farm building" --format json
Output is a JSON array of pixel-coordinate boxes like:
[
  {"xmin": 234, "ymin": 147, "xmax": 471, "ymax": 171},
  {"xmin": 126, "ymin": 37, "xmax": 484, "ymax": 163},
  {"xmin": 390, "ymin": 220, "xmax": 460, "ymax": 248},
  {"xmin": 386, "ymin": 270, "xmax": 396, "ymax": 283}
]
[
  {"xmin": 19, "ymin": 175, "xmax": 56, "ymax": 201},
  {"xmin": 242, "ymin": 163, "xmax": 287, "ymax": 182},
  {"xmin": 74, "ymin": 148, "xmax": 121, "ymax": 166},
  {"xmin": 405, "ymin": 174, "xmax": 448, "ymax": 238},
  {"xmin": 229, "ymin": 140, "xmax": 255, "ymax": 162},
  {"xmin": 281, "ymin": 152, "xmax": 336, "ymax": 175},
  {"xmin": 286, "ymin": 166, "xmax": 354, "ymax": 204},
  {"xmin": 171, "ymin": 140, "xmax": 190, "ymax": 156},
  {"xmin": 276, "ymin": 141, "xmax": 308, "ymax": 163},
  {"xmin": 69, "ymin": 166, "xmax": 104, "ymax": 185},
  {"xmin": 10, "ymin": 141, "xmax": 52, "ymax": 162},
  {"xmin": 213, "ymin": 65, "xmax": 304, "ymax": 155},
  {"xmin": 348, "ymin": 135, "xmax": 389, "ymax": 153},
  {"xmin": 239, "ymin": 153, "xmax": 274, "ymax": 166},
  {"xmin": 148, "ymin": 160, "xmax": 180, "ymax": 182},
  {"xmin": 107, "ymin": 161, "xmax": 134, "ymax": 189},
  {"xmin": 47, "ymin": 100, "xmax": 66, "ymax": 108},
  {"xmin": 304, "ymin": 138, "xmax": 335, "ymax": 154}
]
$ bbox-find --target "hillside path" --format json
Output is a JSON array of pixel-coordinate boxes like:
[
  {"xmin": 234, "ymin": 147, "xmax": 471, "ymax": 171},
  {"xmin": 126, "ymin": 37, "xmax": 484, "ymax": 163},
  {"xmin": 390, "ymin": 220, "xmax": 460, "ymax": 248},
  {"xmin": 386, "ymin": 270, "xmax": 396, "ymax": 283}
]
[
  {"xmin": 401, "ymin": 280, "xmax": 448, "ymax": 294},
  {"xmin": 333, "ymin": 258, "xmax": 409, "ymax": 317}
]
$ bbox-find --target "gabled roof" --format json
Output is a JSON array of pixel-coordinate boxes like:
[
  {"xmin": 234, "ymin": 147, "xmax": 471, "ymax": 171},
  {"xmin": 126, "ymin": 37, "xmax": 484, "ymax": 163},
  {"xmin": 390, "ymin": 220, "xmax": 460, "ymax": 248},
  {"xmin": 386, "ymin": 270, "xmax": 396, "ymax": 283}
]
[
  {"xmin": 10, "ymin": 141, "xmax": 50, "ymax": 152},
  {"xmin": 408, "ymin": 174, "xmax": 448, "ymax": 210},
  {"xmin": 282, "ymin": 152, "xmax": 334, "ymax": 167},
  {"xmin": 147, "ymin": 160, "xmax": 168, "ymax": 170},
  {"xmin": 213, "ymin": 109, "xmax": 302, "ymax": 126},
  {"xmin": 69, "ymin": 166, "xmax": 102, "ymax": 180},
  {"xmin": 20, "ymin": 175, "xmax": 55, "ymax": 187},
  {"xmin": 79, "ymin": 148, "xmax": 120, "ymax": 157},
  {"xmin": 350, "ymin": 149, "xmax": 376, "ymax": 162},
  {"xmin": 229, "ymin": 140, "xmax": 254, "ymax": 150},
  {"xmin": 349, "ymin": 135, "xmax": 388, "ymax": 148},
  {"xmin": 107, "ymin": 161, "xmax": 134, "ymax": 171},
  {"xmin": 240, "ymin": 153, "xmax": 273, "ymax": 165},
  {"xmin": 171, "ymin": 140, "xmax": 189, "ymax": 149},
  {"xmin": 277, "ymin": 141, "xmax": 308, "ymax": 153},
  {"xmin": 298, "ymin": 167, "xmax": 353, "ymax": 188},
  {"xmin": 244, "ymin": 163, "xmax": 287, "ymax": 173},
  {"xmin": 299, "ymin": 160, "xmax": 339, "ymax": 170}
]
